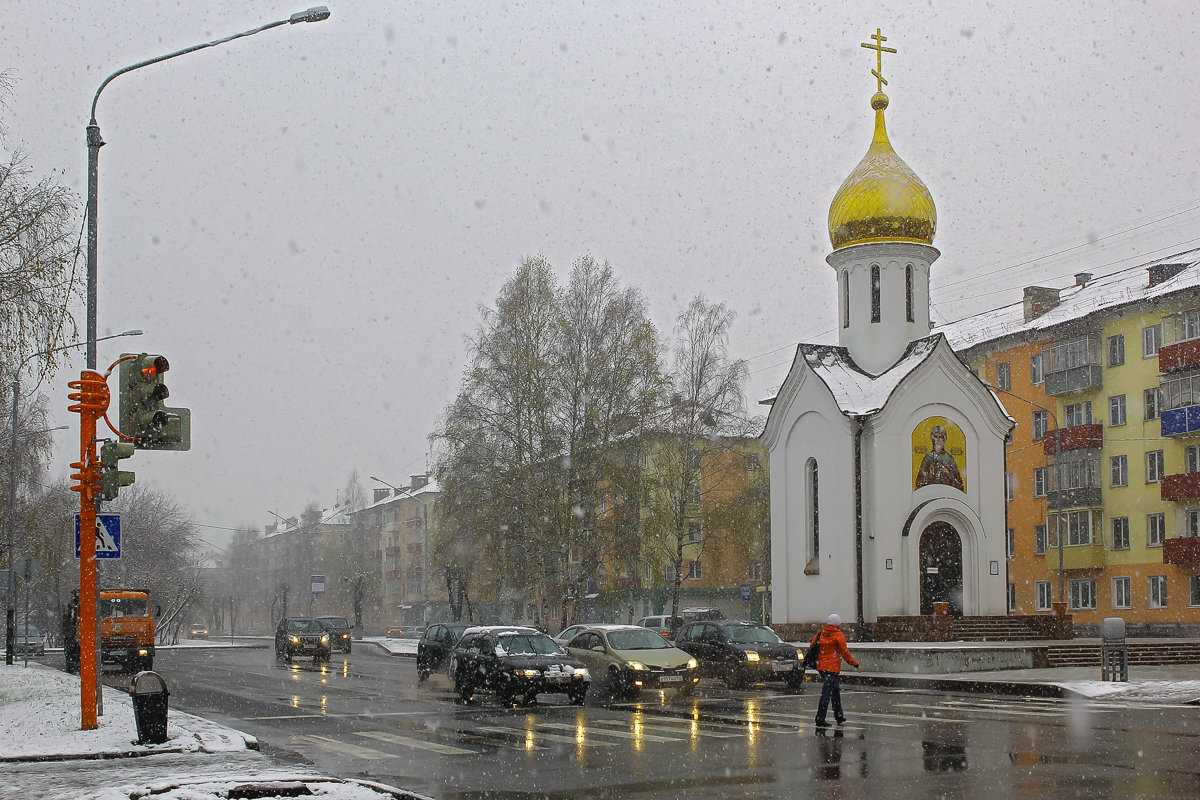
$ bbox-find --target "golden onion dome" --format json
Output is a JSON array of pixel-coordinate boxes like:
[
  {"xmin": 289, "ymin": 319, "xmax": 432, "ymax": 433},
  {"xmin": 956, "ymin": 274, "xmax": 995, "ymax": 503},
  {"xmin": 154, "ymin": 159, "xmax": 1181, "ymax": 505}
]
[{"xmin": 828, "ymin": 92, "xmax": 936, "ymax": 250}]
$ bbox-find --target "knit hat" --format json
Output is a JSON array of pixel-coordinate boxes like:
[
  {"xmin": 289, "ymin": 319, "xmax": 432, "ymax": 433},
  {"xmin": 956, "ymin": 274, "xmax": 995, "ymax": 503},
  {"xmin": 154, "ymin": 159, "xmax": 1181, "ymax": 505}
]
[{"xmin": 827, "ymin": 613, "xmax": 841, "ymax": 626}]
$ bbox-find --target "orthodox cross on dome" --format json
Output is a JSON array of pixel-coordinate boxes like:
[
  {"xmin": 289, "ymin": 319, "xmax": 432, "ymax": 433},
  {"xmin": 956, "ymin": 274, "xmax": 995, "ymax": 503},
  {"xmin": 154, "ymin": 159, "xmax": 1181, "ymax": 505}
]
[{"xmin": 860, "ymin": 28, "xmax": 897, "ymax": 93}]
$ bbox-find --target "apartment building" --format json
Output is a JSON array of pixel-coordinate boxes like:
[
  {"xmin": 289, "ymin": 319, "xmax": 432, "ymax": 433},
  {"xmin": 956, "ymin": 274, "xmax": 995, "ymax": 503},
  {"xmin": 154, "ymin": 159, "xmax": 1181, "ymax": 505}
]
[{"xmin": 944, "ymin": 252, "xmax": 1200, "ymax": 634}]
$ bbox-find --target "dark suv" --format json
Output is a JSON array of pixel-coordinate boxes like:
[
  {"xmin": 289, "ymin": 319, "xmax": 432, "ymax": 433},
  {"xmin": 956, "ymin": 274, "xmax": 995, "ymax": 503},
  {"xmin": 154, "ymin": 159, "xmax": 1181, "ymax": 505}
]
[
  {"xmin": 673, "ymin": 620, "xmax": 804, "ymax": 689},
  {"xmin": 275, "ymin": 617, "xmax": 332, "ymax": 663},
  {"xmin": 315, "ymin": 616, "xmax": 352, "ymax": 653},
  {"xmin": 451, "ymin": 626, "xmax": 590, "ymax": 705}
]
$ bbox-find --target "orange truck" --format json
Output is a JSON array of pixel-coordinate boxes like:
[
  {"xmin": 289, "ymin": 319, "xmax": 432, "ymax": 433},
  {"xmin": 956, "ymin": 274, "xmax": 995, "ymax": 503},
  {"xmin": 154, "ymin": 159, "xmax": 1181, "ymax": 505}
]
[{"xmin": 64, "ymin": 589, "xmax": 156, "ymax": 673}]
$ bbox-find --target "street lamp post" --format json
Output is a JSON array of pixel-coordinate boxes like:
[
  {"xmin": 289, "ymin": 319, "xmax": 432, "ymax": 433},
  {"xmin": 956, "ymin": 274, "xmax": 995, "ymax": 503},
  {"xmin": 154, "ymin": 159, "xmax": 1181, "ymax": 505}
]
[
  {"xmin": 6, "ymin": 331, "xmax": 141, "ymax": 666},
  {"xmin": 78, "ymin": 6, "xmax": 330, "ymax": 731}
]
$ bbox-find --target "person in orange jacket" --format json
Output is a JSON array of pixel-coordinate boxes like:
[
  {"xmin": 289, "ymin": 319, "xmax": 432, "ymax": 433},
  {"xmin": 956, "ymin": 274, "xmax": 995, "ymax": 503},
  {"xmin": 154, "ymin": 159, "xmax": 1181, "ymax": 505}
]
[{"xmin": 808, "ymin": 613, "xmax": 862, "ymax": 727}]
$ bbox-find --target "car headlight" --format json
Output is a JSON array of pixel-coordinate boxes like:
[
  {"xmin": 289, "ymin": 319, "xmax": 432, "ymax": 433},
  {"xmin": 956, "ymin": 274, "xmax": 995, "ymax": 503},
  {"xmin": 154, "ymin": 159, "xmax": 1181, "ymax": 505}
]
[
  {"xmin": 320, "ymin": 635, "xmax": 329, "ymax": 643},
  {"xmin": 745, "ymin": 651, "xmax": 760, "ymax": 662},
  {"xmin": 342, "ymin": 633, "xmax": 350, "ymax": 639},
  {"xmin": 626, "ymin": 661, "xmax": 647, "ymax": 671},
  {"xmin": 574, "ymin": 668, "xmax": 589, "ymax": 678},
  {"xmin": 290, "ymin": 636, "xmax": 300, "ymax": 644},
  {"xmin": 687, "ymin": 658, "xmax": 698, "ymax": 670},
  {"xmin": 137, "ymin": 648, "xmax": 149, "ymax": 656},
  {"xmin": 521, "ymin": 669, "xmax": 541, "ymax": 678},
  {"xmin": 796, "ymin": 649, "xmax": 805, "ymax": 660}
]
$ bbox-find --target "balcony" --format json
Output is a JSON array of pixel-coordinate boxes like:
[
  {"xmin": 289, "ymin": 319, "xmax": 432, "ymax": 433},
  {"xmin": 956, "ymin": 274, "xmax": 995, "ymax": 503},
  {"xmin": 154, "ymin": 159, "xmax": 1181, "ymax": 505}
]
[
  {"xmin": 1161, "ymin": 406, "xmax": 1200, "ymax": 437},
  {"xmin": 1161, "ymin": 472, "xmax": 1200, "ymax": 502},
  {"xmin": 1043, "ymin": 424, "xmax": 1103, "ymax": 454},
  {"xmin": 1042, "ymin": 334, "xmax": 1103, "ymax": 396},
  {"xmin": 1044, "ymin": 542, "xmax": 1105, "ymax": 571},
  {"xmin": 1159, "ymin": 339, "xmax": 1200, "ymax": 373},
  {"xmin": 1046, "ymin": 487, "xmax": 1103, "ymax": 510},
  {"xmin": 1163, "ymin": 537, "xmax": 1200, "ymax": 566}
]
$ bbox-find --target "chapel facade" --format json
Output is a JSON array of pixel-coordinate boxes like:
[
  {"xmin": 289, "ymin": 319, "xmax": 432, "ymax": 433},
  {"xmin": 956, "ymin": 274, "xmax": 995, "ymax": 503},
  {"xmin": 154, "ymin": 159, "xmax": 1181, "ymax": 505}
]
[{"xmin": 762, "ymin": 32, "xmax": 1013, "ymax": 630}]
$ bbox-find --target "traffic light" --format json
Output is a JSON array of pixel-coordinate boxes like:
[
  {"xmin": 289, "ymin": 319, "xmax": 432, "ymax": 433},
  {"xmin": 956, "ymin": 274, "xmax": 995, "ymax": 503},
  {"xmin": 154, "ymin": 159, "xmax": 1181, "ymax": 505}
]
[
  {"xmin": 99, "ymin": 440, "xmax": 136, "ymax": 500},
  {"xmin": 118, "ymin": 353, "xmax": 191, "ymax": 451}
]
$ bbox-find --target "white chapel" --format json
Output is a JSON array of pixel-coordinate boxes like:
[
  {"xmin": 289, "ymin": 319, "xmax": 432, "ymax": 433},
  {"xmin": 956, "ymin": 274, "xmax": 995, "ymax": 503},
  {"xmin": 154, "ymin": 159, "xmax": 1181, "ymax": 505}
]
[{"xmin": 762, "ymin": 33, "xmax": 1013, "ymax": 630}]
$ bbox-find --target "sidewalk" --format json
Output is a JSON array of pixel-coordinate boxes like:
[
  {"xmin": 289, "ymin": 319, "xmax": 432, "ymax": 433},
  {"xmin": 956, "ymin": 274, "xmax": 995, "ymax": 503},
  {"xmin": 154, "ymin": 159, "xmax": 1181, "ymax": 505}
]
[{"xmin": 0, "ymin": 662, "xmax": 433, "ymax": 800}]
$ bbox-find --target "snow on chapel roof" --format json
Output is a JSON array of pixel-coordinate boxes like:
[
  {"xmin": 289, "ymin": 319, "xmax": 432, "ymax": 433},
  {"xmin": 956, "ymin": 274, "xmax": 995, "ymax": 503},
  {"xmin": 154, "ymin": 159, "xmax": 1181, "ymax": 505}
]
[{"xmin": 791, "ymin": 335, "xmax": 941, "ymax": 416}]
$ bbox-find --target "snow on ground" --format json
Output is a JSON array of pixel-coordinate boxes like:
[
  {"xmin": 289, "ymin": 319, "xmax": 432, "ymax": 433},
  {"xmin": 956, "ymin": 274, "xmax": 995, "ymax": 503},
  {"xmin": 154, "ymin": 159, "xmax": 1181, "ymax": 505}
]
[
  {"xmin": 361, "ymin": 636, "xmax": 419, "ymax": 656},
  {"xmin": 1057, "ymin": 679, "xmax": 1200, "ymax": 704},
  {"xmin": 0, "ymin": 664, "xmax": 427, "ymax": 799}
]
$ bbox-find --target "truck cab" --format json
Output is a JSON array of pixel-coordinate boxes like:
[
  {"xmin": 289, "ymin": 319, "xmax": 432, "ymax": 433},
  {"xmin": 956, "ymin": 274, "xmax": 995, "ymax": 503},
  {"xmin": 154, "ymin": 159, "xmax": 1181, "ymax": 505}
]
[{"xmin": 65, "ymin": 589, "xmax": 156, "ymax": 673}]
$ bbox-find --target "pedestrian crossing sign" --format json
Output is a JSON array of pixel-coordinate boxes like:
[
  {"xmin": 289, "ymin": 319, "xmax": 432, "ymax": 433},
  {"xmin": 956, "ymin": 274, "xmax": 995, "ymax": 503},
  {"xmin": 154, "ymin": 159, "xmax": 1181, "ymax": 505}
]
[{"xmin": 74, "ymin": 513, "xmax": 122, "ymax": 559}]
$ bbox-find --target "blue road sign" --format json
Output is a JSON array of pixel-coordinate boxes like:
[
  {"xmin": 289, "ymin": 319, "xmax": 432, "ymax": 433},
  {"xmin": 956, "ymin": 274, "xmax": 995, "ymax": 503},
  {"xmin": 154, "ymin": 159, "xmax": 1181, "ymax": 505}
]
[
  {"xmin": 74, "ymin": 513, "xmax": 121, "ymax": 559},
  {"xmin": 740, "ymin": 583, "xmax": 752, "ymax": 601}
]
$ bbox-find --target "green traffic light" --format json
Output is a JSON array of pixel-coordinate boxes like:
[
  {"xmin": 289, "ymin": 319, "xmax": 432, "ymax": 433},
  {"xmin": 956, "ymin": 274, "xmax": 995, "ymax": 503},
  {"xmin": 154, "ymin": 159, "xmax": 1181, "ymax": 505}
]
[{"xmin": 99, "ymin": 440, "xmax": 136, "ymax": 501}]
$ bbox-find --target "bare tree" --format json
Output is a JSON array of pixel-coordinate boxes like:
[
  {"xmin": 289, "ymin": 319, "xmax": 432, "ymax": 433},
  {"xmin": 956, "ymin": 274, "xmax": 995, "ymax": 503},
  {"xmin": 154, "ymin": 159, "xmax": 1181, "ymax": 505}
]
[
  {"xmin": 0, "ymin": 72, "xmax": 82, "ymax": 383},
  {"xmin": 640, "ymin": 295, "xmax": 760, "ymax": 618}
]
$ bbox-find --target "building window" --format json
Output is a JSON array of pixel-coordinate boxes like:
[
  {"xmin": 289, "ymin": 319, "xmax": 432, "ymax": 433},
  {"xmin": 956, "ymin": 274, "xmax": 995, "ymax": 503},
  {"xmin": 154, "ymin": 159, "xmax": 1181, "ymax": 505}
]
[
  {"xmin": 841, "ymin": 271, "xmax": 849, "ymax": 328},
  {"xmin": 1188, "ymin": 509, "xmax": 1200, "ymax": 538},
  {"xmin": 1051, "ymin": 455, "xmax": 1100, "ymax": 492},
  {"xmin": 685, "ymin": 523, "xmax": 702, "ymax": 543},
  {"xmin": 688, "ymin": 559, "xmax": 702, "ymax": 581},
  {"xmin": 1064, "ymin": 401, "xmax": 1092, "ymax": 427},
  {"xmin": 806, "ymin": 457, "xmax": 819, "ymax": 571},
  {"xmin": 1188, "ymin": 445, "xmax": 1200, "ymax": 475},
  {"xmin": 1007, "ymin": 584, "xmax": 1016, "ymax": 613},
  {"xmin": 1004, "ymin": 472, "xmax": 1014, "ymax": 501},
  {"xmin": 1166, "ymin": 309, "xmax": 1200, "ymax": 344},
  {"xmin": 1146, "ymin": 450, "xmax": 1165, "ymax": 483},
  {"xmin": 1110, "ymin": 455, "xmax": 1128, "ymax": 488},
  {"xmin": 664, "ymin": 563, "xmax": 675, "ymax": 582},
  {"xmin": 1111, "ymin": 516, "xmax": 1130, "ymax": 550},
  {"xmin": 870, "ymin": 264, "xmax": 881, "ymax": 323},
  {"xmin": 1035, "ymin": 581, "xmax": 1053, "ymax": 611},
  {"xmin": 1030, "ymin": 354, "xmax": 1044, "ymax": 385},
  {"xmin": 996, "ymin": 362, "xmax": 1011, "ymax": 391},
  {"xmin": 1190, "ymin": 575, "xmax": 1200, "ymax": 607},
  {"xmin": 1160, "ymin": 372, "xmax": 1200, "ymax": 412},
  {"xmin": 1108, "ymin": 395, "xmax": 1126, "ymax": 426},
  {"xmin": 746, "ymin": 452, "xmax": 762, "ymax": 471},
  {"xmin": 1144, "ymin": 387, "xmax": 1161, "ymax": 420},
  {"xmin": 1051, "ymin": 509, "xmax": 1095, "ymax": 546},
  {"xmin": 1069, "ymin": 579, "xmax": 1097, "ymax": 611},
  {"xmin": 1112, "ymin": 577, "xmax": 1132, "ymax": 609},
  {"xmin": 1147, "ymin": 513, "xmax": 1166, "ymax": 547},
  {"xmin": 749, "ymin": 562, "xmax": 763, "ymax": 581},
  {"xmin": 1107, "ymin": 334, "xmax": 1125, "ymax": 367},
  {"xmin": 1034, "ymin": 524, "xmax": 1047, "ymax": 555},
  {"xmin": 1033, "ymin": 467, "xmax": 1048, "ymax": 498},
  {"xmin": 1148, "ymin": 575, "xmax": 1167, "ymax": 609},
  {"xmin": 1032, "ymin": 410, "xmax": 1049, "ymax": 441},
  {"xmin": 1143, "ymin": 324, "xmax": 1162, "ymax": 357},
  {"xmin": 1006, "ymin": 528, "xmax": 1015, "ymax": 558},
  {"xmin": 906, "ymin": 264, "xmax": 914, "ymax": 323}
]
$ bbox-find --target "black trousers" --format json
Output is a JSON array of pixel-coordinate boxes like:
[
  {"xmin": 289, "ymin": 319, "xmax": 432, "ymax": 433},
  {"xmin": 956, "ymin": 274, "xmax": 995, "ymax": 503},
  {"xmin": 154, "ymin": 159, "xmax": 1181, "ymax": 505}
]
[{"xmin": 816, "ymin": 670, "xmax": 843, "ymax": 722}]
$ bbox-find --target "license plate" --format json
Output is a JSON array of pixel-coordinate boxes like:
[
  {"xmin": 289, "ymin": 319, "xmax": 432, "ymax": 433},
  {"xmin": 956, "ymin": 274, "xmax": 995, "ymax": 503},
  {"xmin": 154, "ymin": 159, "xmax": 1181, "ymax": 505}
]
[
  {"xmin": 772, "ymin": 662, "xmax": 794, "ymax": 672},
  {"xmin": 659, "ymin": 675, "xmax": 683, "ymax": 683},
  {"xmin": 545, "ymin": 674, "xmax": 568, "ymax": 683}
]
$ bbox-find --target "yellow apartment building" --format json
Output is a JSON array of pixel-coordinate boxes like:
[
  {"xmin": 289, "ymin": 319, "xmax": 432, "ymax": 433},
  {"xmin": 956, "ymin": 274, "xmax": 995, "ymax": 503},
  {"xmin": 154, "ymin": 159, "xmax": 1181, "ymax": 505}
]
[{"xmin": 945, "ymin": 252, "xmax": 1200, "ymax": 634}]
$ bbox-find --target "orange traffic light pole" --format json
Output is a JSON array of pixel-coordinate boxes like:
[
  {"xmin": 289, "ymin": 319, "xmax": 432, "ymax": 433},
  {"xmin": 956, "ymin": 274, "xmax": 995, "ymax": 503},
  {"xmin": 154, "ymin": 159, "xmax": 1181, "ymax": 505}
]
[{"xmin": 68, "ymin": 370, "xmax": 108, "ymax": 730}]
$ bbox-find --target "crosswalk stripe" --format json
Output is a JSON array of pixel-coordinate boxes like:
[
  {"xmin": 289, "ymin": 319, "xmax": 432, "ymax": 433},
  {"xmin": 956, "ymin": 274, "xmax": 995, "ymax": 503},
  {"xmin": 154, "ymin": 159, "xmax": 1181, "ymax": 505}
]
[
  {"xmin": 894, "ymin": 702, "xmax": 1063, "ymax": 718},
  {"xmin": 475, "ymin": 726, "xmax": 618, "ymax": 747},
  {"xmin": 535, "ymin": 722, "xmax": 682, "ymax": 742},
  {"xmin": 293, "ymin": 734, "xmax": 393, "ymax": 760},
  {"xmin": 356, "ymin": 730, "xmax": 476, "ymax": 755},
  {"xmin": 592, "ymin": 719, "xmax": 743, "ymax": 738}
]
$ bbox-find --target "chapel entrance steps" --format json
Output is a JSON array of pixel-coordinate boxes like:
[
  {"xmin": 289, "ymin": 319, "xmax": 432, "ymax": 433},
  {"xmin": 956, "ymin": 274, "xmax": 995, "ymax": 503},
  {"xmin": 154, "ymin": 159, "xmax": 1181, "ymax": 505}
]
[
  {"xmin": 949, "ymin": 616, "xmax": 1047, "ymax": 642},
  {"xmin": 1043, "ymin": 641, "xmax": 1200, "ymax": 667}
]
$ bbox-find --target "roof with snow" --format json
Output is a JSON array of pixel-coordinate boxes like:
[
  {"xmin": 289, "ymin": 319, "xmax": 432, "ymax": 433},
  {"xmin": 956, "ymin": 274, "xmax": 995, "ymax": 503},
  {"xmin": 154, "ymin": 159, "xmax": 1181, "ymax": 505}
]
[
  {"xmin": 770, "ymin": 335, "xmax": 942, "ymax": 415},
  {"xmin": 938, "ymin": 249, "xmax": 1200, "ymax": 352}
]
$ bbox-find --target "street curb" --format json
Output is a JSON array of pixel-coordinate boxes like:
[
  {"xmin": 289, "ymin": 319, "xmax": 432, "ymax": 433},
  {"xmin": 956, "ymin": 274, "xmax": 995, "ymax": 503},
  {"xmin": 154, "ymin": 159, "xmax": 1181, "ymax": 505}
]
[{"xmin": 842, "ymin": 672, "xmax": 1069, "ymax": 698}]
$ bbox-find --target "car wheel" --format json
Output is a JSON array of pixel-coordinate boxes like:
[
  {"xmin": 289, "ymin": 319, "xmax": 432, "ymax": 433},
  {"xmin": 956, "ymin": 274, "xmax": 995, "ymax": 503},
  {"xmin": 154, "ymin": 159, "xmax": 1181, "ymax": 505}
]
[
  {"xmin": 569, "ymin": 685, "xmax": 587, "ymax": 706},
  {"xmin": 785, "ymin": 672, "xmax": 805, "ymax": 691},
  {"xmin": 417, "ymin": 666, "xmax": 431, "ymax": 682},
  {"xmin": 677, "ymin": 681, "xmax": 696, "ymax": 698},
  {"xmin": 457, "ymin": 676, "xmax": 473, "ymax": 704},
  {"xmin": 724, "ymin": 669, "xmax": 748, "ymax": 689}
]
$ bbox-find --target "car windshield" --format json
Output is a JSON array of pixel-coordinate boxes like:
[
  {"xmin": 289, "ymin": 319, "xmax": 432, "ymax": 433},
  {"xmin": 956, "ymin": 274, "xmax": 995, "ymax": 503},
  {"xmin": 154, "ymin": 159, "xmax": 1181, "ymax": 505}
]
[
  {"xmin": 99, "ymin": 597, "xmax": 149, "ymax": 619},
  {"xmin": 726, "ymin": 625, "xmax": 782, "ymax": 644},
  {"xmin": 607, "ymin": 629, "xmax": 672, "ymax": 650},
  {"xmin": 19, "ymin": 626, "xmax": 40, "ymax": 637},
  {"xmin": 316, "ymin": 617, "xmax": 349, "ymax": 629},
  {"xmin": 286, "ymin": 619, "xmax": 317, "ymax": 632},
  {"xmin": 497, "ymin": 633, "xmax": 564, "ymax": 656}
]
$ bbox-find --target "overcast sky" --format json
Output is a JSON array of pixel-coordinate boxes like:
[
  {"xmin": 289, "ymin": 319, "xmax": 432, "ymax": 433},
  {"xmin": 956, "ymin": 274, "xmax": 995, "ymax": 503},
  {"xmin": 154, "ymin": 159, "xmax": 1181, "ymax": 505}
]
[{"xmin": 4, "ymin": 1, "xmax": 1199, "ymax": 547}]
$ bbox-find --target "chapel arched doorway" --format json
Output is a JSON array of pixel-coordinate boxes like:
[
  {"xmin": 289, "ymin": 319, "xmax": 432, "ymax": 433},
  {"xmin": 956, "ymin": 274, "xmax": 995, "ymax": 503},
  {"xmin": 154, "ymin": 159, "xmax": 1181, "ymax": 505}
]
[{"xmin": 919, "ymin": 521, "xmax": 963, "ymax": 616}]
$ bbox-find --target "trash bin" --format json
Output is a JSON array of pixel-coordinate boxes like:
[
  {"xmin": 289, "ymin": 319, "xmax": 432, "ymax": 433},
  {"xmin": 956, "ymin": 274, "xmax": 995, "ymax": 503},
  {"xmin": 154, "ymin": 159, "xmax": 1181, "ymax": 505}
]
[
  {"xmin": 130, "ymin": 670, "xmax": 170, "ymax": 745},
  {"xmin": 1100, "ymin": 617, "xmax": 1128, "ymax": 682}
]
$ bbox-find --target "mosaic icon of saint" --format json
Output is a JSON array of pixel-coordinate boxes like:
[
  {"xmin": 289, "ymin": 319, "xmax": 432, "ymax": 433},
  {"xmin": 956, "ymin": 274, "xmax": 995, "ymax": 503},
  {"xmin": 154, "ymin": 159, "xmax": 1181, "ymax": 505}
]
[{"xmin": 915, "ymin": 425, "xmax": 964, "ymax": 491}]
